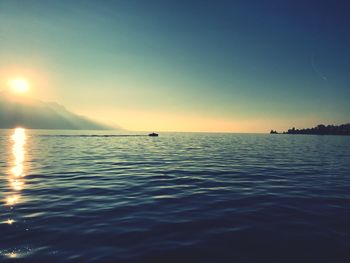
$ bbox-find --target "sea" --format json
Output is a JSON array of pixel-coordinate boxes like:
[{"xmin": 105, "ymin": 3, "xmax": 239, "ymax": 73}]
[{"xmin": 0, "ymin": 128, "xmax": 350, "ymax": 263}]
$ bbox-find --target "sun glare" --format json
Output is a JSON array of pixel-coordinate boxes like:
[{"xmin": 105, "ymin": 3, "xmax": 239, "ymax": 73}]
[{"xmin": 8, "ymin": 78, "xmax": 30, "ymax": 93}]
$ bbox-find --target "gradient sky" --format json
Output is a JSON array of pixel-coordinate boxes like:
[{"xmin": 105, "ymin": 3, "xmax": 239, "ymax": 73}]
[{"xmin": 0, "ymin": 0, "xmax": 349, "ymax": 132}]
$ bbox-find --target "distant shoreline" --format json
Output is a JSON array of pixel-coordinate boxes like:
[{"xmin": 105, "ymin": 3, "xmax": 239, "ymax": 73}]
[{"xmin": 270, "ymin": 124, "xmax": 350, "ymax": 136}]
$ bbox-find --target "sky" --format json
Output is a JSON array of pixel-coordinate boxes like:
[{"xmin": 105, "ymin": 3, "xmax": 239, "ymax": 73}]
[{"xmin": 0, "ymin": 0, "xmax": 349, "ymax": 132}]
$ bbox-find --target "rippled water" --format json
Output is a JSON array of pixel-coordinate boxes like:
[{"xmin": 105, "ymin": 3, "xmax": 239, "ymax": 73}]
[{"xmin": 1, "ymin": 129, "xmax": 350, "ymax": 262}]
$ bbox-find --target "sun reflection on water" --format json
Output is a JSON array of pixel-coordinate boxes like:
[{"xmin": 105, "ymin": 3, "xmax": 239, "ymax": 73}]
[
  {"xmin": 5, "ymin": 128, "xmax": 27, "ymax": 208},
  {"xmin": 5, "ymin": 195, "xmax": 20, "ymax": 206},
  {"xmin": 5, "ymin": 219, "xmax": 15, "ymax": 225},
  {"xmin": 5, "ymin": 252, "xmax": 17, "ymax": 258}
]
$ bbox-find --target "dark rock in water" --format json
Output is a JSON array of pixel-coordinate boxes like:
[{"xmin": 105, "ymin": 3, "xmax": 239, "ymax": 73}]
[
  {"xmin": 270, "ymin": 130, "xmax": 278, "ymax": 134},
  {"xmin": 149, "ymin": 133, "xmax": 159, "ymax": 137}
]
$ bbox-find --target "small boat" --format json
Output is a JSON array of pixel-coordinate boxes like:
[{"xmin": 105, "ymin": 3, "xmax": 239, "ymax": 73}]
[{"xmin": 148, "ymin": 132, "xmax": 159, "ymax": 137}]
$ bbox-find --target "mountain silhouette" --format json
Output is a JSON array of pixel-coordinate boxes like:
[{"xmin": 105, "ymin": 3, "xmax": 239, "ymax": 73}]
[{"xmin": 0, "ymin": 92, "xmax": 115, "ymax": 130}]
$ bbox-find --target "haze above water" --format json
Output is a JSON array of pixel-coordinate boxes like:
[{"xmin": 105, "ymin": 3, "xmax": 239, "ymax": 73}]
[{"xmin": 1, "ymin": 129, "xmax": 350, "ymax": 262}]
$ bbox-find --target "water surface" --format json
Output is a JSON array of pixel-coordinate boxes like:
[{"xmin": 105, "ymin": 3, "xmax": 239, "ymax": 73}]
[{"xmin": 1, "ymin": 129, "xmax": 350, "ymax": 262}]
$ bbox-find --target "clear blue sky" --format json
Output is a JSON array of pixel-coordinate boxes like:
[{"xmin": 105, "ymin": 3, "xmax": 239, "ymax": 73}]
[{"xmin": 0, "ymin": 0, "xmax": 349, "ymax": 132}]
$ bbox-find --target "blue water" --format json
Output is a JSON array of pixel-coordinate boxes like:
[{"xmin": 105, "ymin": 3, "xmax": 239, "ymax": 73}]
[{"xmin": 1, "ymin": 129, "xmax": 350, "ymax": 262}]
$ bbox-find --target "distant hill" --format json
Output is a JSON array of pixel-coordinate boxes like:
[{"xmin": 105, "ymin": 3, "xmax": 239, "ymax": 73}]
[
  {"xmin": 271, "ymin": 124, "xmax": 350, "ymax": 136},
  {"xmin": 0, "ymin": 92, "xmax": 116, "ymax": 130}
]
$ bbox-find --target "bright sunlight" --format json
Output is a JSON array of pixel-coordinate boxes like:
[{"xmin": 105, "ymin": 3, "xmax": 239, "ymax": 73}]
[{"xmin": 8, "ymin": 78, "xmax": 30, "ymax": 93}]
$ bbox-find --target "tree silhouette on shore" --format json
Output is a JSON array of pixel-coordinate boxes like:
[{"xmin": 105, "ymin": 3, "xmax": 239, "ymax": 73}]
[{"xmin": 270, "ymin": 124, "xmax": 350, "ymax": 135}]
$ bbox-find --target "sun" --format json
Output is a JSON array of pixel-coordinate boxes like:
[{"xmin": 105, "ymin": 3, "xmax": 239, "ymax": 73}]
[{"xmin": 8, "ymin": 78, "xmax": 30, "ymax": 94}]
